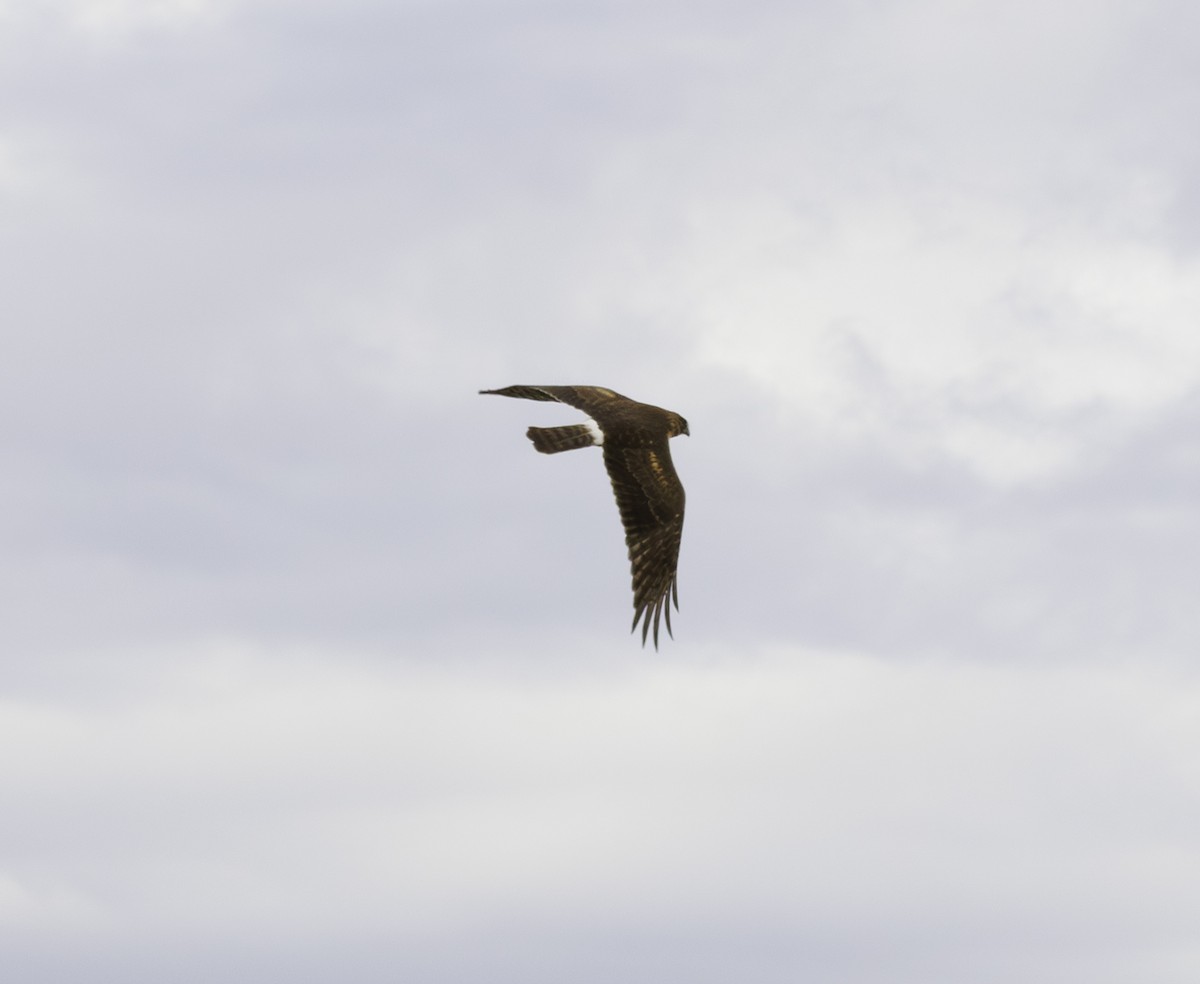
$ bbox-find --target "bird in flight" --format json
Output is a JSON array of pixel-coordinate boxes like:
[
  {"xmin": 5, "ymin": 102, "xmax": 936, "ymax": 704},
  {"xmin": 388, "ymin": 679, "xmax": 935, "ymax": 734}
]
[{"xmin": 480, "ymin": 385, "xmax": 689, "ymax": 648}]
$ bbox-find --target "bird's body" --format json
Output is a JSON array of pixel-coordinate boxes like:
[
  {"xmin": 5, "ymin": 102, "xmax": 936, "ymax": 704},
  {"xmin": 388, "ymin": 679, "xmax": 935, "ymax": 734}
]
[{"xmin": 480, "ymin": 385, "xmax": 689, "ymax": 648}]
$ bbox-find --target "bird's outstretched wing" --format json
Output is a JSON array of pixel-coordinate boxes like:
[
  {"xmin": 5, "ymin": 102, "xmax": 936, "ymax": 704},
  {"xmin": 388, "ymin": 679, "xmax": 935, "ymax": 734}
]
[
  {"xmin": 602, "ymin": 441, "xmax": 685, "ymax": 648},
  {"xmin": 478, "ymin": 385, "xmax": 630, "ymax": 423}
]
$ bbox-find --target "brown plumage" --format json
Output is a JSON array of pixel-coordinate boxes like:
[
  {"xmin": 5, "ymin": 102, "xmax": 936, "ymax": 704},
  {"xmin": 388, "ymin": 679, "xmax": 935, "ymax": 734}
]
[{"xmin": 480, "ymin": 385, "xmax": 689, "ymax": 648}]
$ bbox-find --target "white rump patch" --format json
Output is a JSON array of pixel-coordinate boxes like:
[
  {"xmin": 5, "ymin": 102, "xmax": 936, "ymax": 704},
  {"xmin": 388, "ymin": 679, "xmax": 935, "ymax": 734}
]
[{"xmin": 585, "ymin": 418, "xmax": 605, "ymax": 446}]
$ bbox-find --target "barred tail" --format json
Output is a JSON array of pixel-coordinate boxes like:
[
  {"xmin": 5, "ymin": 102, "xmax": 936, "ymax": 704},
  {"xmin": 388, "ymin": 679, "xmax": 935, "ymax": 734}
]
[{"xmin": 526, "ymin": 424, "xmax": 599, "ymax": 454}]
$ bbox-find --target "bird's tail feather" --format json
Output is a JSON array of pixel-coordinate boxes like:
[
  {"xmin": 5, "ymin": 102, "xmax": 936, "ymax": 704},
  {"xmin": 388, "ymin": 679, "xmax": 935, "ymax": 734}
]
[{"xmin": 526, "ymin": 424, "xmax": 597, "ymax": 454}]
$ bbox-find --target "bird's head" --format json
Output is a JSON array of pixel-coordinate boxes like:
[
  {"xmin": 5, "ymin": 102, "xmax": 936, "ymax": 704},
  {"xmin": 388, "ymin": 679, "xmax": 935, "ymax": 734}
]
[{"xmin": 669, "ymin": 413, "xmax": 690, "ymax": 438}]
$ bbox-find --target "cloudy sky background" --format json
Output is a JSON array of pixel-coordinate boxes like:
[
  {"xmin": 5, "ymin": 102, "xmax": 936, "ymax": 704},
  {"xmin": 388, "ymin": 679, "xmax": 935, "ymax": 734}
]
[{"xmin": 4, "ymin": 0, "xmax": 1200, "ymax": 980}]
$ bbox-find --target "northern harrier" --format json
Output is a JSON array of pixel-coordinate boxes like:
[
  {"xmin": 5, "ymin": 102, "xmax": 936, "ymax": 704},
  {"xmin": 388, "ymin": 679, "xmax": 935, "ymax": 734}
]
[{"xmin": 480, "ymin": 385, "xmax": 689, "ymax": 648}]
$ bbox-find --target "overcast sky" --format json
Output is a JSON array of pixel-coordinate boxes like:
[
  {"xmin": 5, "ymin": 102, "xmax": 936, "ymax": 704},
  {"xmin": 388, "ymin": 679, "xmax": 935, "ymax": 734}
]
[{"xmin": 4, "ymin": 0, "xmax": 1200, "ymax": 980}]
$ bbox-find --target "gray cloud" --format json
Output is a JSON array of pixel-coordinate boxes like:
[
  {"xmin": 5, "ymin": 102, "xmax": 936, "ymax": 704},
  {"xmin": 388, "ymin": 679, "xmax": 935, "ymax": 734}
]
[{"xmin": 4, "ymin": 0, "xmax": 1200, "ymax": 980}]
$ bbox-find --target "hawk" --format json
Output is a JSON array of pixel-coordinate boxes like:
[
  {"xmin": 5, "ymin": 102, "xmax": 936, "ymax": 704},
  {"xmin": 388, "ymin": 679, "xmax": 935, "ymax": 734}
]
[{"xmin": 480, "ymin": 385, "xmax": 689, "ymax": 648}]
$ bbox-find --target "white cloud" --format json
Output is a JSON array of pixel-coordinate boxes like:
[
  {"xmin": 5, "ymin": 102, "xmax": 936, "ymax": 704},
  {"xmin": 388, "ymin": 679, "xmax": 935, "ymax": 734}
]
[
  {"xmin": 63, "ymin": 0, "xmax": 222, "ymax": 37},
  {"xmin": 0, "ymin": 871, "xmax": 106, "ymax": 936},
  {"xmin": 3, "ymin": 645, "xmax": 1200, "ymax": 980},
  {"xmin": 668, "ymin": 178, "xmax": 1200, "ymax": 481}
]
